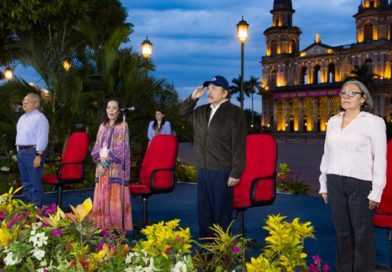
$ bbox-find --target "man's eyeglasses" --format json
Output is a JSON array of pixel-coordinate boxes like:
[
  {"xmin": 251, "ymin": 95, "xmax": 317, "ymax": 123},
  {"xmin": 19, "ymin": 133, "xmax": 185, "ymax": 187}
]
[{"xmin": 339, "ymin": 90, "xmax": 362, "ymax": 98}]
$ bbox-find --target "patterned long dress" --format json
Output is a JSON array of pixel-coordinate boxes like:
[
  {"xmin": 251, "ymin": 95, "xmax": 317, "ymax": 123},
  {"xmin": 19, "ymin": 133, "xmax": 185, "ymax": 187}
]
[{"xmin": 91, "ymin": 122, "xmax": 132, "ymax": 230}]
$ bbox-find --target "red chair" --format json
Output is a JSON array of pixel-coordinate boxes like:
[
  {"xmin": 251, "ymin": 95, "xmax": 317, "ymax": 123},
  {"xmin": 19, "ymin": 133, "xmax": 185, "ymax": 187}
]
[
  {"xmin": 374, "ymin": 139, "xmax": 392, "ymax": 267},
  {"xmin": 233, "ymin": 133, "xmax": 277, "ymax": 236},
  {"xmin": 129, "ymin": 135, "xmax": 179, "ymax": 226},
  {"xmin": 42, "ymin": 132, "xmax": 89, "ymax": 208}
]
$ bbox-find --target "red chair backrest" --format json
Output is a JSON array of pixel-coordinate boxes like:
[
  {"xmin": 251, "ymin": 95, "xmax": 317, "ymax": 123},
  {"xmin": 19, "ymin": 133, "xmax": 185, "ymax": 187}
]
[
  {"xmin": 59, "ymin": 132, "xmax": 89, "ymax": 180},
  {"xmin": 139, "ymin": 135, "xmax": 179, "ymax": 192},
  {"xmin": 375, "ymin": 139, "xmax": 392, "ymax": 213},
  {"xmin": 234, "ymin": 134, "xmax": 277, "ymax": 209}
]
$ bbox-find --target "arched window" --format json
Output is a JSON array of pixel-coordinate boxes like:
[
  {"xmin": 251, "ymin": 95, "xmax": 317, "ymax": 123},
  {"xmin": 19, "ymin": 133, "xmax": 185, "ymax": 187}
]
[
  {"xmin": 313, "ymin": 65, "xmax": 321, "ymax": 84},
  {"xmin": 328, "ymin": 63, "xmax": 335, "ymax": 83},
  {"xmin": 364, "ymin": 58, "xmax": 373, "ymax": 74},
  {"xmin": 271, "ymin": 40, "xmax": 278, "ymax": 55},
  {"xmin": 364, "ymin": 23, "xmax": 373, "ymax": 42},
  {"xmin": 389, "ymin": 24, "xmax": 392, "ymax": 40},
  {"xmin": 274, "ymin": 17, "xmax": 279, "ymax": 27},
  {"xmin": 271, "ymin": 70, "xmax": 277, "ymax": 87},
  {"xmin": 291, "ymin": 40, "xmax": 296, "ymax": 53},
  {"xmin": 300, "ymin": 66, "xmax": 308, "ymax": 85}
]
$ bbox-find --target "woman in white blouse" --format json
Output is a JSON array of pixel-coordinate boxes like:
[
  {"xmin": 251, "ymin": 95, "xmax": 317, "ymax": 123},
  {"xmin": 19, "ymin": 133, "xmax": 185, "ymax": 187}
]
[{"xmin": 319, "ymin": 79, "xmax": 386, "ymax": 272}]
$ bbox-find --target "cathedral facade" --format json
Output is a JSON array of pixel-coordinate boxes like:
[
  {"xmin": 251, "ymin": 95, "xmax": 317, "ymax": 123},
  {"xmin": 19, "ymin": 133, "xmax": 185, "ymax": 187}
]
[{"xmin": 261, "ymin": 0, "xmax": 392, "ymax": 132}]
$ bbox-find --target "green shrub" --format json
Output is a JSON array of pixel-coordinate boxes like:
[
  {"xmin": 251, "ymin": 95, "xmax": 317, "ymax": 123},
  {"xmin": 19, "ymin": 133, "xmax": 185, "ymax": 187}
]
[
  {"xmin": 176, "ymin": 160, "xmax": 197, "ymax": 182},
  {"xmin": 277, "ymin": 163, "xmax": 309, "ymax": 195}
]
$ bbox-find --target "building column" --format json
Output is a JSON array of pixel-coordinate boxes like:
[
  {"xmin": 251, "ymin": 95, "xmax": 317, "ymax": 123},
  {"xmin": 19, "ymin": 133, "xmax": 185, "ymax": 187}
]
[{"xmin": 298, "ymin": 99, "xmax": 304, "ymax": 132}]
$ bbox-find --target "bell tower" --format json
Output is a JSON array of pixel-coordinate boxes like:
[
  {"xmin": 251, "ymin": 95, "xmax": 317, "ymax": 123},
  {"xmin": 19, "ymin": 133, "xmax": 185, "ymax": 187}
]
[
  {"xmin": 264, "ymin": 0, "xmax": 301, "ymax": 56},
  {"xmin": 354, "ymin": 0, "xmax": 392, "ymax": 42}
]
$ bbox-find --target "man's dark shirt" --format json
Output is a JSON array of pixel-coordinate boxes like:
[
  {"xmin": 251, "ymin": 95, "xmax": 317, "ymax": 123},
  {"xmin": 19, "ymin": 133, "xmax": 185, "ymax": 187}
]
[{"xmin": 179, "ymin": 97, "xmax": 247, "ymax": 178}]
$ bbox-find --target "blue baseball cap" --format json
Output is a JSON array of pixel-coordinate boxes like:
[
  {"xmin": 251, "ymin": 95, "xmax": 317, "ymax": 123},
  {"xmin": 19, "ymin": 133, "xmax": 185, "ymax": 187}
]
[{"xmin": 202, "ymin": 75, "xmax": 229, "ymax": 90}]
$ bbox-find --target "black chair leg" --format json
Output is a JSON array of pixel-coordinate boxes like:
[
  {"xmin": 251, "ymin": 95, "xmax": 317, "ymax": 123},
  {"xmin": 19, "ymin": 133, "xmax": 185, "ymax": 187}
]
[
  {"xmin": 239, "ymin": 211, "xmax": 244, "ymax": 237},
  {"xmin": 57, "ymin": 186, "xmax": 62, "ymax": 209},
  {"xmin": 234, "ymin": 209, "xmax": 245, "ymax": 236},
  {"xmin": 388, "ymin": 230, "xmax": 392, "ymax": 268},
  {"xmin": 142, "ymin": 197, "xmax": 148, "ymax": 225}
]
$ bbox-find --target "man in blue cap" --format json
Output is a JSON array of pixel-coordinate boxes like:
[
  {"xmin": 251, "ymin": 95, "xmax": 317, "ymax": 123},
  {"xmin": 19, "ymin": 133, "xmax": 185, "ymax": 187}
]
[{"xmin": 180, "ymin": 75, "xmax": 247, "ymax": 239}]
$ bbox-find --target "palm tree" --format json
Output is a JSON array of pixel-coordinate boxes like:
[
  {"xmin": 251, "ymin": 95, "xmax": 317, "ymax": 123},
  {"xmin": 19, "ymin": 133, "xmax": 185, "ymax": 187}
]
[
  {"xmin": 231, "ymin": 75, "xmax": 252, "ymax": 104},
  {"xmin": 348, "ymin": 64, "xmax": 376, "ymax": 88},
  {"xmin": 245, "ymin": 76, "xmax": 262, "ymax": 126}
]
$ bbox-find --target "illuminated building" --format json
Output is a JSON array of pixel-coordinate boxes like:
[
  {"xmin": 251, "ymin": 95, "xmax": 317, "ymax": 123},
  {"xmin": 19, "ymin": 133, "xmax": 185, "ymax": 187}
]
[{"xmin": 262, "ymin": 0, "xmax": 392, "ymax": 132}]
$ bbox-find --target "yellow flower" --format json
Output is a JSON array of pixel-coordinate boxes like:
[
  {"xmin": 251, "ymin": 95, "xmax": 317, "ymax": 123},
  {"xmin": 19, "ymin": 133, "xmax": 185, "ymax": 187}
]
[
  {"xmin": 42, "ymin": 208, "xmax": 66, "ymax": 228},
  {"xmin": 92, "ymin": 243, "xmax": 109, "ymax": 261},
  {"xmin": 0, "ymin": 226, "xmax": 12, "ymax": 246},
  {"xmin": 70, "ymin": 198, "xmax": 93, "ymax": 222}
]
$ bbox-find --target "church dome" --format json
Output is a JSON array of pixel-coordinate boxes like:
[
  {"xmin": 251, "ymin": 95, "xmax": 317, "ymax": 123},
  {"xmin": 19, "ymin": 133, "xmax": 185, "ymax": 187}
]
[{"xmin": 273, "ymin": 0, "xmax": 293, "ymax": 10}]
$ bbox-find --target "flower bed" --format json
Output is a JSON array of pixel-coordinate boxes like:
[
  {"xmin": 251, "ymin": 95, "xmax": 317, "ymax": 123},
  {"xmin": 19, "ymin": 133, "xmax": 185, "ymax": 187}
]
[{"xmin": 0, "ymin": 187, "xmax": 329, "ymax": 271}]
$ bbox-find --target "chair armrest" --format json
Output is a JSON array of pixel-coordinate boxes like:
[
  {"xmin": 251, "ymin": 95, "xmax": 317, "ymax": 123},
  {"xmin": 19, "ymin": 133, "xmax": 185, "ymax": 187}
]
[
  {"xmin": 250, "ymin": 172, "xmax": 277, "ymax": 206},
  {"xmin": 149, "ymin": 167, "xmax": 176, "ymax": 193}
]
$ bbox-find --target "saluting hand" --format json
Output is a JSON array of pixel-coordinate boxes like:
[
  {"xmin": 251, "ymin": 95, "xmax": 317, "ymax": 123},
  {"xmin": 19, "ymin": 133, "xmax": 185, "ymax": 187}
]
[{"xmin": 191, "ymin": 86, "xmax": 205, "ymax": 100}]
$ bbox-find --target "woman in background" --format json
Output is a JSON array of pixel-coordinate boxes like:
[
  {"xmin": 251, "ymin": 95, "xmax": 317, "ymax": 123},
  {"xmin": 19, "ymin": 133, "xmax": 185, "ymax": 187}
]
[
  {"xmin": 319, "ymin": 80, "xmax": 386, "ymax": 272},
  {"xmin": 91, "ymin": 98, "xmax": 132, "ymax": 231},
  {"xmin": 147, "ymin": 109, "xmax": 172, "ymax": 141}
]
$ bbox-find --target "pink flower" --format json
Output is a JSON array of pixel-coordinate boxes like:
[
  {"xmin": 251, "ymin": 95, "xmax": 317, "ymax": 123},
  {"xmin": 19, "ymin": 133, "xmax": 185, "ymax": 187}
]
[
  {"xmin": 312, "ymin": 255, "xmax": 321, "ymax": 265},
  {"xmin": 322, "ymin": 264, "xmax": 331, "ymax": 272},
  {"xmin": 44, "ymin": 203, "xmax": 57, "ymax": 215},
  {"xmin": 0, "ymin": 211, "xmax": 4, "ymax": 221},
  {"xmin": 51, "ymin": 229, "xmax": 63, "ymax": 237},
  {"xmin": 102, "ymin": 229, "xmax": 109, "ymax": 239},
  {"xmin": 165, "ymin": 247, "xmax": 173, "ymax": 254},
  {"xmin": 96, "ymin": 242, "xmax": 105, "ymax": 251},
  {"xmin": 308, "ymin": 264, "xmax": 318, "ymax": 272},
  {"xmin": 232, "ymin": 245, "xmax": 240, "ymax": 254},
  {"xmin": 6, "ymin": 212, "xmax": 26, "ymax": 228}
]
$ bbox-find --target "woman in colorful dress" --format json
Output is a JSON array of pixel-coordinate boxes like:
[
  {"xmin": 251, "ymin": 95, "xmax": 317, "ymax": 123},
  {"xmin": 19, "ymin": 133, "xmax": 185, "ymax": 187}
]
[
  {"xmin": 91, "ymin": 98, "xmax": 132, "ymax": 230},
  {"xmin": 147, "ymin": 109, "xmax": 172, "ymax": 141}
]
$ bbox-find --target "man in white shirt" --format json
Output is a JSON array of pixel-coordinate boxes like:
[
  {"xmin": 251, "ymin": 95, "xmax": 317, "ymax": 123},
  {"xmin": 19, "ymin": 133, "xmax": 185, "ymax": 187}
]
[{"xmin": 16, "ymin": 93, "xmax": 49, "ymax": 207}]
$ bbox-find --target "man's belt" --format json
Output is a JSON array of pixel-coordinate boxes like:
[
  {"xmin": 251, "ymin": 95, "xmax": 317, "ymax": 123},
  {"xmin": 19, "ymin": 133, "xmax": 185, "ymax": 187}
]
[{"xmin": 17, "ymin": 145, "xmax": 36, "ymax": 150}]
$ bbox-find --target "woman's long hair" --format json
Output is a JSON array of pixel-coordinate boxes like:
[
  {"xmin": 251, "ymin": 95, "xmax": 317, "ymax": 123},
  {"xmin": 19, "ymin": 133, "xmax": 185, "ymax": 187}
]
[
  {"xmin": 102, "ymin": 97, "xmax": 123, "ymax": 126},
  {"xmin": 152, "ymin": 109, "xmax": 166, "ymax": 131}
]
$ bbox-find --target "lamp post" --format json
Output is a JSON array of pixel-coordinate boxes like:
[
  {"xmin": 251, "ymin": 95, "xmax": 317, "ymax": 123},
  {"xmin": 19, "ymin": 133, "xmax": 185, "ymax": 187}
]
[
  {"xmin": 141, "ymin": 36, "xmax": 153, "ymax": 77},
  {"xmin": 0, "ymin": 67, "xmax": 13, "ymax": 81},
  {"xmin": 237, "ymin": 16, "xmax": 249, "ymax": 110}
]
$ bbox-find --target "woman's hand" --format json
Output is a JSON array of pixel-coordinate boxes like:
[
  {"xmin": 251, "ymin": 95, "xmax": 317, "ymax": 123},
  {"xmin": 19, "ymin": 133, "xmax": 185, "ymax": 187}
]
[
  {"xmin": 96, "ymin": 163, "xmax": 106, "ymax": 176},
  {"xmin": 369, "ymin": 200, "xmax": 379, "ymax": 210},
  {"xmin": 321, "ymin": 193, "xmax": 328, "ymax": 204}
]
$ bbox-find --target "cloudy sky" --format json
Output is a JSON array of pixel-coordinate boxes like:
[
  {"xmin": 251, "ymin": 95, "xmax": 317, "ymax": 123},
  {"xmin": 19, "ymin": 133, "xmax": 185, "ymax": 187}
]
[
  {"xmin": 124, "ymin": 0, "xmax": 361, "ymax": 110},
  {"xmin": 13, "ymin": 0, "xmax": 362, "ymax": 111}
]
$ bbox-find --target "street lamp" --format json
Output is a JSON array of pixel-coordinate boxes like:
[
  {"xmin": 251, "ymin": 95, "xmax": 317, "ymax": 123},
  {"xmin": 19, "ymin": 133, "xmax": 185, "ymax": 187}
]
[
  {"xmin": 0, "ymin": 67, "xmax": 13, "ymax": 81},
  {"xmin": 141, "ymin": 37, "xmax": 153, "ymax": 77},
  {"xmin": 141, "ymin": 36, "xmax": 153, "ymax": 59},
  {"xmin": 237, "ymin": 16, "xmax": 249, "ymax": 110}
]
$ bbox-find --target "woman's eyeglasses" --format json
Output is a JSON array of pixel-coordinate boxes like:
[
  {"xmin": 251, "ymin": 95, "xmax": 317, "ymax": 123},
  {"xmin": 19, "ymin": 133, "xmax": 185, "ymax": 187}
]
[{"xmin": 339, "ymin": 90, "xmax": 362, "ymax": 98}]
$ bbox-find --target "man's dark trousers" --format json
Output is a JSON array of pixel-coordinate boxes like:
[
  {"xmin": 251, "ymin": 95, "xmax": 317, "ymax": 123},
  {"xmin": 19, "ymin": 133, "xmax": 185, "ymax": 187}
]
[{"xmin": 197, "ymin": 167, "xmax": 233, "ymax": 238}]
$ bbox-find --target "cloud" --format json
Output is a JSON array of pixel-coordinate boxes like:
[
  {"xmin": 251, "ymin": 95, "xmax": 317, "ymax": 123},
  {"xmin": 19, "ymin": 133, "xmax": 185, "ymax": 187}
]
[{"xmin": 12, "ymin": 0, "xmax": 364, "ymax": 114}]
